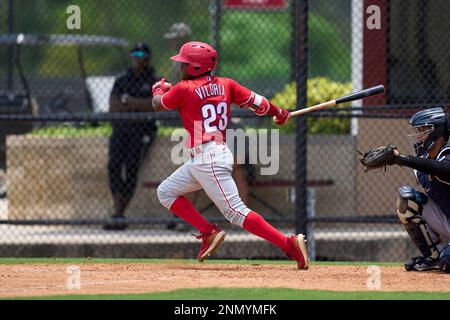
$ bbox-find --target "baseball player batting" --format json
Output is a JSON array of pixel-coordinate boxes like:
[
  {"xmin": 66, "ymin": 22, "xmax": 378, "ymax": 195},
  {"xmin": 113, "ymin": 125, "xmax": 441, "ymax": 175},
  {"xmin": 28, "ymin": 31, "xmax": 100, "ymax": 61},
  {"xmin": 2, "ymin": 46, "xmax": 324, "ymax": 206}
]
[{"xmin": 151, "ymin": 41, "xmax": 307, "ymax": 269}]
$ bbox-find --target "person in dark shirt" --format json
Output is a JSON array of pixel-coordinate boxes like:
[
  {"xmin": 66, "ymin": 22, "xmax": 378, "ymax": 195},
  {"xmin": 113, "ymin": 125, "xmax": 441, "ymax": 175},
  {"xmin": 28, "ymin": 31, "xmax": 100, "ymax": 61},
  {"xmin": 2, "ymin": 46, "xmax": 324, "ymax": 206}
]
[
  {"xmin": 104, "ymin": 42, "xmax": 159, "ymax": 231},
  {"xmin": 383, "ymin": 107, "xmax": 450, "ymax": 272}
]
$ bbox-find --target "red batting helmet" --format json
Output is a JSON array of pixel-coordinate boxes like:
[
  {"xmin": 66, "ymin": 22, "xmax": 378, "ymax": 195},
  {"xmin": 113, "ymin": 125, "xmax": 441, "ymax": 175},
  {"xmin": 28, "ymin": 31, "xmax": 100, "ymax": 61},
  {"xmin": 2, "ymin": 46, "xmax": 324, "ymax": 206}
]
[{"xmin": 171, "ymin": 41, "xmax": 218, "ymax": 77}]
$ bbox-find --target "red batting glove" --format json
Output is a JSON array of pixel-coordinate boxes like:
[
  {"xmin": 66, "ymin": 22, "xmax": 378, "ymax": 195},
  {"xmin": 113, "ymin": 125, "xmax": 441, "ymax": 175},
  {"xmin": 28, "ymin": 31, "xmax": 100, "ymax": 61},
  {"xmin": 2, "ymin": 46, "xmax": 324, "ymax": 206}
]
[
  {"xmin": 266, "ymin": 102, "xmax": 291, "ymax": 125},
  {"xmin": 273, "ymin": 107, "xmax": 291, "ymax": 125},
  {"xmin": 152, "ymin": 78, "xmax": 172, "ymax": 96}
]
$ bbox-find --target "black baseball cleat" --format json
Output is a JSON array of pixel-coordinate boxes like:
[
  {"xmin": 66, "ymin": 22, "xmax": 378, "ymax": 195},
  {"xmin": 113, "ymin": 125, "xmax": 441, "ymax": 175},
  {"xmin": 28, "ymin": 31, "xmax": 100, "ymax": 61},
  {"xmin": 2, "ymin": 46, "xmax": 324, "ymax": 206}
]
[
  {"xmin": 439, "ymin": 247, "xmax": 450, "ymax": 273},
  {"xmin": 439, "ymin": 259, "xmax": 450, "ymax": 273},
  {"xmin": 404, "ymin": 256, "xmax": 441, "ymax": 271}
]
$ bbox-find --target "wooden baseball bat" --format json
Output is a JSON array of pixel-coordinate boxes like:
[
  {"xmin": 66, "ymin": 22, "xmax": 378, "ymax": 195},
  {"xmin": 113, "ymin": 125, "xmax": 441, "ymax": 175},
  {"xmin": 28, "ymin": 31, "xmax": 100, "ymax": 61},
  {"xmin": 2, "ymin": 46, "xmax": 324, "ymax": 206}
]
[{"xmin": 273, "ymin": 84, "xmax": 385, "ymax": 122}]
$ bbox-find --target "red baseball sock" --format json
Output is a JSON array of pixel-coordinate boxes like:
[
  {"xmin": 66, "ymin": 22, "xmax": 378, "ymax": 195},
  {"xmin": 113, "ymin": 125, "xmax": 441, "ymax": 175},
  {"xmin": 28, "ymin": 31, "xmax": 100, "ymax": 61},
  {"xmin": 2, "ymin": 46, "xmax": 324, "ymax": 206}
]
[
  {"xmin": 170, "ymin": 196, "xmax": 213, "ymax": 234},
  {"xmin": 243, "ymin": 211, "xmax": 289, "ymax": 251}
]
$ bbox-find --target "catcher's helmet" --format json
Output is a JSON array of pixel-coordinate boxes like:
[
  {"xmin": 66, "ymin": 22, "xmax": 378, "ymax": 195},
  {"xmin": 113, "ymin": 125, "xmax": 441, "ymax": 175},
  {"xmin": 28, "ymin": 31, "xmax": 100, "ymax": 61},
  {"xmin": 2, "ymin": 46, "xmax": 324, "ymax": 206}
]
[
  {"xmin": 171, "ymin": 41, "xmax": 217, "ymax": 77},
  {"xmin": 408, "ymin": 107, "xmax": 449, "ymax": 156}
]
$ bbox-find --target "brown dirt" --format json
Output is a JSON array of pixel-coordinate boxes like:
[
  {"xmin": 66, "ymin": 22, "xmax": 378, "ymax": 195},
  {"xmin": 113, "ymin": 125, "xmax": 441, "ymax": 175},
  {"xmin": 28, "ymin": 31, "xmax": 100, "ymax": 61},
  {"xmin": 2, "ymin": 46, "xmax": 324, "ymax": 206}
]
[{"xmin": 0, "ymin": 262, "xmax": 449, "ymax": 298}]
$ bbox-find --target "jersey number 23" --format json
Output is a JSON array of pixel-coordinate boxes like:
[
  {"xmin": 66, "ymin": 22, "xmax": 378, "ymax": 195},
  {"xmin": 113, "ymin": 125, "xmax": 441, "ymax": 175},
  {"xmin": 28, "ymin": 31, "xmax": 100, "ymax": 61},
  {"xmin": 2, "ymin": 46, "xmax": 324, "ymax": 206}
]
[{"xmin": 201, "ymin": 102, "xmax": 228, "ymax": 133}]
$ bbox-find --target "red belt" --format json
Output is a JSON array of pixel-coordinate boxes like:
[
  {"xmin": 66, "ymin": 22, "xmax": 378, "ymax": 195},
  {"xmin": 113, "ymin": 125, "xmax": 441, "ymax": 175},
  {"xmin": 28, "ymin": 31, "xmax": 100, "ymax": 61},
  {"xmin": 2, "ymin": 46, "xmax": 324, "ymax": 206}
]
[
  {"xmin": 190, "ymin": 146, "xmax": 202, "ymax": 157},
  {"xmin": 189, "ymin": 141, "xmax": 225, "ymax": 158}
]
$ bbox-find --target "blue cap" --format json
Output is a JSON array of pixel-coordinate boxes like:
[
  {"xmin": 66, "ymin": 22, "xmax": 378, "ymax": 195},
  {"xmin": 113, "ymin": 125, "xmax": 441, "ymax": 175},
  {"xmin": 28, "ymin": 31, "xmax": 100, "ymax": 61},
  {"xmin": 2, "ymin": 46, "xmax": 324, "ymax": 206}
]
[
  {"xmin": 130, "ymin": 51, "xmax": 147, "ymax": 59},
  {"xmin": 130, "ymin": 42, "xmax": 151, "ymax": 59}
]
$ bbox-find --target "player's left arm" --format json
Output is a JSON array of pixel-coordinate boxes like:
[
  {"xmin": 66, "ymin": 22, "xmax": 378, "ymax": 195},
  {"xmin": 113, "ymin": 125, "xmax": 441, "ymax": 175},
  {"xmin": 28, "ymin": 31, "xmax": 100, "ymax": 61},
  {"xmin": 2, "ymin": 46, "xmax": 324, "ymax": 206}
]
[
  {"xmin": 229, "ymin": 79, "xmax": 291, "ymax": 125},
  {"xmin": 394, "ymin": 151, "xmax": 450, "ymax": 183}
]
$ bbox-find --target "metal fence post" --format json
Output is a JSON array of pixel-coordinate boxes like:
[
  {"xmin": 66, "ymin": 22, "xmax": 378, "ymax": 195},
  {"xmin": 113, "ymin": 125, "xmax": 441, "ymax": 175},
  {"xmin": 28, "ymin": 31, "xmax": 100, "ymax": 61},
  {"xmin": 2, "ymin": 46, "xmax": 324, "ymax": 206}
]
[
  {"xmin": 209, "ymin": 0, "xmax": 221, "ymax": 75},
  {"xmin": 294, "ymin": 0, "xmax": 308, "ymax": 236},
  {"xmin": 7, "ymin": 0, "xmax": 15, "ymax": 90}
]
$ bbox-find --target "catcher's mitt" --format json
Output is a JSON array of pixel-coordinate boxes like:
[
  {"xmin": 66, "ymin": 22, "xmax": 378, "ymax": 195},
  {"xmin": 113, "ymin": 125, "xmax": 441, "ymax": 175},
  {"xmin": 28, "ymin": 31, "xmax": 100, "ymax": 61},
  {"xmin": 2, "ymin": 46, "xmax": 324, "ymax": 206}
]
[{"xmin": 359, "ymin": 144, "xmax": 398, "ymax": 172}]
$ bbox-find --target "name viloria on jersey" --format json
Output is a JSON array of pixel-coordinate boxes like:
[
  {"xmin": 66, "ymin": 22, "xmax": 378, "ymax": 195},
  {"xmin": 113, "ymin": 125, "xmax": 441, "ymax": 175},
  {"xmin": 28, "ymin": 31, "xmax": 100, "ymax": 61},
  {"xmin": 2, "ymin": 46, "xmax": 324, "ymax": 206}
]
[{"xmin": 195, "ymin": 83, "xmax": 225, "ymax": 100}]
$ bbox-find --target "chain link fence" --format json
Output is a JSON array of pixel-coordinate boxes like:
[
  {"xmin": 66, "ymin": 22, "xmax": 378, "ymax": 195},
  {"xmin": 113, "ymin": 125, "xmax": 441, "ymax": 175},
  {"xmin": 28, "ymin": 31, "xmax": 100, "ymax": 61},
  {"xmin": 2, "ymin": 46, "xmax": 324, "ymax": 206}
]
[{"xmin": 0, "ymin": 0, "xmax": 448, "ymax": 262}]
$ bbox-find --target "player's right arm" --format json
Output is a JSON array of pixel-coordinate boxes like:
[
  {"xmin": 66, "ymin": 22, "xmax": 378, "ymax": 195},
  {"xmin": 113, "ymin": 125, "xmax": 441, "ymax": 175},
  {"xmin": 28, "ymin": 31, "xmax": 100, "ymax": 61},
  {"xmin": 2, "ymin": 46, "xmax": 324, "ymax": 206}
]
[
  {"xmin": 151, "ymin": 78, "xmax": 179, "ymax": 112},
  {"xmin": 228, "ymin": 78, "xmax": 291, "ymax": 125}
]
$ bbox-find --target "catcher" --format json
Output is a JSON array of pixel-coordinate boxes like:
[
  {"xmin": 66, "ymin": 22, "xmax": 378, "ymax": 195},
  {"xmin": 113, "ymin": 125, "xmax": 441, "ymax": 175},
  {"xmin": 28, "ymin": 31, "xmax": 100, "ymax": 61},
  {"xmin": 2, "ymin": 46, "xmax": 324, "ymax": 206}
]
[{"xmin": 360, "ymin": 107, "xmax": 450, "ymax": 273}]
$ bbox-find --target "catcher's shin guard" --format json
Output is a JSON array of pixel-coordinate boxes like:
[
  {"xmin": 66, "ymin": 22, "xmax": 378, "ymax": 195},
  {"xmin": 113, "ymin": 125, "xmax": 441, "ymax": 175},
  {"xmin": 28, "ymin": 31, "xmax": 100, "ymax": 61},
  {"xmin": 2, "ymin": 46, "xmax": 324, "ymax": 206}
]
[{"xmin": 396, "ymin": 186, "xmax": 441, "ymax": 260}]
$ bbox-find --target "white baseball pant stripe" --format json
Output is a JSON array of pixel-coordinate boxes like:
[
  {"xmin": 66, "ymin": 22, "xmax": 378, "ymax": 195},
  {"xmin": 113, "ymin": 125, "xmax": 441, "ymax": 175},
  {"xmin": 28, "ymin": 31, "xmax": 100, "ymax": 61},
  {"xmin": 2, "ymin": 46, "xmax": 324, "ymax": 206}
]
[{"xmin": 157, "ymin": 142, "xmax": 251, "ymax": 227}]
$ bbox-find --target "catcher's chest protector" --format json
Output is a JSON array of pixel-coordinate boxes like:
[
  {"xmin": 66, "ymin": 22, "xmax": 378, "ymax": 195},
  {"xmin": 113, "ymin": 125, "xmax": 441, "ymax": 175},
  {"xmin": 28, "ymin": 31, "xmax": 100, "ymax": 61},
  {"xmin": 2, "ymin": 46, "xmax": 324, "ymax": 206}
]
[{"xmin": 415, "ymin": 145, "xmax": 450, "ymax": 219}]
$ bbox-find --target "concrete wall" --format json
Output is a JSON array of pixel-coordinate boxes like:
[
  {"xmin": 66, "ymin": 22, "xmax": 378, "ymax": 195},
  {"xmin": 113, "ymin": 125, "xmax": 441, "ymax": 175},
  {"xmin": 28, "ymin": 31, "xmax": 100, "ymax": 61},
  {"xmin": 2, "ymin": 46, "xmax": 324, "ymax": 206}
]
[
  {"xmin": 6, "ymin": 134, "xmax": 357, "ymax": 220},
  {"xmin": 7, "ymin": 136, "xmax": 111, "ymax": 219}
]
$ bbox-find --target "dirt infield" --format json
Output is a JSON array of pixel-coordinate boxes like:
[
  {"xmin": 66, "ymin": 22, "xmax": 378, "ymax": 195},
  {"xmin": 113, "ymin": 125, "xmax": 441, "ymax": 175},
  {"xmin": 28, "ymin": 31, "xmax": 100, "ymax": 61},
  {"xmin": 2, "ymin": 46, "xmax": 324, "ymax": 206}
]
[{"xmin": 0, "ymin": 262, "xmax": 449, "ymax": 298}]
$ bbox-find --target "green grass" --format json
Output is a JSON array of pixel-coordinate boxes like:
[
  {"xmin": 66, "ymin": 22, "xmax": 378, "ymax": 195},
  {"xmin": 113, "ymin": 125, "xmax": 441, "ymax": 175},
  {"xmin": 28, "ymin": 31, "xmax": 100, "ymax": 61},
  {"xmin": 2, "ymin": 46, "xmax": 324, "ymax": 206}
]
[
  {"xmin": 0, "ymin": 257, "xmax": 402, "ymax": 267},
  {"xmin": 5, "ymin": 288, "xmax": 450, "ymax": 300}
]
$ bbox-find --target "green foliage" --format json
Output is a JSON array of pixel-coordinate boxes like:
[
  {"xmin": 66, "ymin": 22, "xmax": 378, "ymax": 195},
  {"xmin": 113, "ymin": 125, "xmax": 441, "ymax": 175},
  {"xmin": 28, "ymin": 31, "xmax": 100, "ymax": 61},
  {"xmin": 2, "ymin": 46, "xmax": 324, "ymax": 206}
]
[
  {"xmin": 219, "ymin": 9, "xmax": 351, "ymax": 94},
  {"xmin": 270, "ymin": 77, "xmax": 352, "ymax": 134},
  {"xmin": 308, "ymin": 13, "xmax": 351, "ymax": 82},
  {"xmin": 2, "ymin": 0, "xmax": 214, "ymax": 77},
  {"xmin": 0, "ymin": 1, "xmax": 351, "ymax": 93},
  {"xmin": 220, "ymin": 10, "xmax": 292, "ymax": 95}
]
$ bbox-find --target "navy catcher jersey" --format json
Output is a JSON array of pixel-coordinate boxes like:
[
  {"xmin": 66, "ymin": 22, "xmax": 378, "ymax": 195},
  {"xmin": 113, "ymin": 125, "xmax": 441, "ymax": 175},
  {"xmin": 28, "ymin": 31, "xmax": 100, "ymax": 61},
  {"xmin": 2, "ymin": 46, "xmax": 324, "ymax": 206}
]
[{"xmin": 415, "ymin": 144, "xmax": 450, "ymax": 218}]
